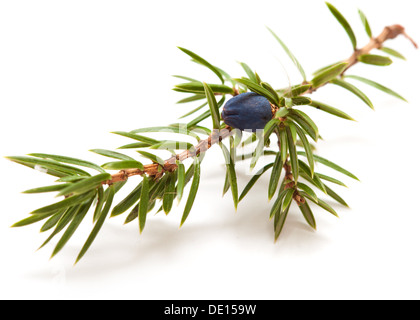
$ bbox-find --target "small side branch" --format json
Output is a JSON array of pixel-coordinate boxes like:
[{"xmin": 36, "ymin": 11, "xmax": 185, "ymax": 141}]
[
  {"xmin": 306, "ymin": 24, "xmax": 417, "ymax": 94},
  {"xmin": 104, "ymin": 127, "xmax": 233, "ymax": 185},
  {"xmin": 344, "ymin": 24, "xmax": 418, "ymax": 72}
]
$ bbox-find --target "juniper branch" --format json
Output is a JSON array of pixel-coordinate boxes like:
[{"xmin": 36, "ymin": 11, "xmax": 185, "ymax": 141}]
[
  {"xmin": 105, "ymin": 23, "xmax": 415, "ymax": 185},
  {"xmin": 6, "ymin": 3, "xmax": 417, "ymax": 263}
]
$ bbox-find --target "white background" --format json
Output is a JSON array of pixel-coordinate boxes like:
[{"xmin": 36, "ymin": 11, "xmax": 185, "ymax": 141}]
[{"xmin": 1, "ymin": 0, "xmax": 419, "ymax": 300}]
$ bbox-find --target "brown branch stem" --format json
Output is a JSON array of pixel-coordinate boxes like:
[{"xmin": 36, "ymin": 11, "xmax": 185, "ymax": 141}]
[
  {"xmin": 104, "ymin": 127, "xmax": 233, "ymax": 185},
  {"xmin": 344, "ymin": 24, "xmax": 417, "ymax": 71},
  {"xmin": 306, "ymin": 24, "xmax": 417, "ymax": 94}
]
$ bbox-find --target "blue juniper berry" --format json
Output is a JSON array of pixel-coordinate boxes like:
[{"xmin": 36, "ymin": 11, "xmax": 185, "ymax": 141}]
[{"xmin": 221, "ymin": 92, "xmax": 273, "ymax": 132}]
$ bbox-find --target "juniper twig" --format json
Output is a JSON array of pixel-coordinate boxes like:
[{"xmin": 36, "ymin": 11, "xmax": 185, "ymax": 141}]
[{"xmin": 6, "ymin": 3, "xmax": 417, "ymax": 263}]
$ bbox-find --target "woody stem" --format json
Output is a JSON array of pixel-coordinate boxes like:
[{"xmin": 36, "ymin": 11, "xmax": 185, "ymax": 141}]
[{"xmin": 104, "ymin": 127, "xmax": 233, "ymax": 185}]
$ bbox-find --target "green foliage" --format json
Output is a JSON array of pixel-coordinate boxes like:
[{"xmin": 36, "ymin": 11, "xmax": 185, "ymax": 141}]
[
  {"xmin": 177, "ymin": 47, "xmax": 225, "ymax": 84},
  {"xmin": 239, "ymin": 62, "xmax": 258, "ymax": 83},
  {"xmin": 308, "ymin": 100, "xmax": 355, "ymax": 121},
  {"xmin": 298, "ymin": 151, "xmax": 359, "ymax": 181},
  {"xmin": 285, "ymin": 126, "xmax": 299, "ymax": 183},
  {"xmin": 219, "ymin": 142, "xmax": 238, "ymax": 210},
  {"xmin": 344, "ymin": 75, "xmax": 407, "ymax": 102},
  {"xmin": 162, "ymin": 172, "xmax": 177, "ymax": 215},
  {"xmin": 233, "ymin": 77, "xmax": 280, "ymax": 106},
  {"xmin": 330, "ymin": 78, "xmax": 374, "ymax": 110},
  {"xmin": 203, "ymin": 82, "xmax": 221, "ymax": 129},
  {"xmin": 299, "ymin": 201, "xmax": 316, "ymax": 230},
  {"xmin": 280, "ymin": 84, "xmax": 311, "ymax": 98},
  {"xmin": 380, "ymin": 47, "xmax": 406, "ymax": 60},
  {"xmin": 174, "ymin": 82, "xmax": 234, "ymax": 95},
  {"xmin": 90, "ymin": 149, "xmax": 136, "ymax": 161},
  {"xmin": 358, "ymin": 54, "xmax": 393, "ymax": 66},
  {"xmin": 326, "ymin": 2, "xmax": 357, "ymax": 50},
  {"xmin": 288, "ymin": 109, "xmax": 319, "ymax": 142},
  {"xmin": 310, "ymin": 62, "xmax": 348, "ymax": 88},
  {"xmin": 138, "ymin": 175, "xmax": 150, "ymax": 233},
  {"xmin": 358, "ymin": 9, "xmax": 372, "ymax": 38},
  {"xmin": 76, "ymin": 185, "xmax": 115, "ymax": 263},
  {"xmin": 180, "ymin": 157, "xmax": 201, "ymax": 227},
  {"xmin": 57, "ymin": 173, "xmax": 111, "ymax": 197},
  {"xmin": 6, "ymin": 156, "xmax": 90, "ymax": 177},
  {"xmin": 6, "ymin": 3, "xmax": 415, "ymax": 262},
  {"xmin": 268, "ymin": 153, "xmax": 283, "ymax": 200},
  {"xmin": 28, "ymin": 153, "xmax": 106, "ymax": 174},
  {"xmin": 267, "ymin": 27, "xmax": 307, "ymax": 81},
  {"xmin": 176, "ymin": 161, "xmax": 186, "ymax": 202},
  {"xmin": 239, "ymin": 163, "xmax": 274, "ymax": 202},
  {"xmin": 137, "ymin": 151, "xmax": 165, "ymax": 166}
]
